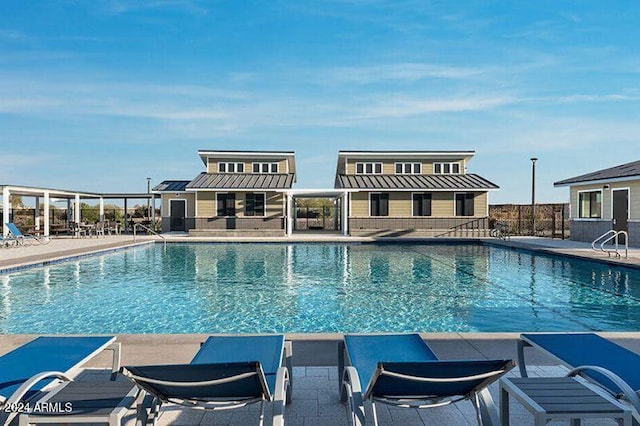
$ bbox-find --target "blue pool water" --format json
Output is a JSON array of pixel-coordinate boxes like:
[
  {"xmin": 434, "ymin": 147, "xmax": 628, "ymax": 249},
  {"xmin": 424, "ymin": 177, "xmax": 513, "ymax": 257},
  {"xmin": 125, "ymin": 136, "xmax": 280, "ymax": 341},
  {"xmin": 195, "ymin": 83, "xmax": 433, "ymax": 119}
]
[{"xmin": 2, "ymin": 243, "xmax": 640, "ymax": 333}]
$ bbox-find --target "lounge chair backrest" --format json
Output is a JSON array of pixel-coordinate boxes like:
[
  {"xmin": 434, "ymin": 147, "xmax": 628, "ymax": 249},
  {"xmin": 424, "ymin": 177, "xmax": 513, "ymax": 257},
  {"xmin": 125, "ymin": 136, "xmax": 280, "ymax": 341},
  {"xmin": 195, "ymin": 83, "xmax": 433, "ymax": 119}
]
[
  {"xmin": 366, "ymin": 359, "xmax": 514, "ymax": 399},
  {"xmin": 5, "ymin": 223, "xmax": 23, "ymax": 238},
  {"xmin": 122, "ymin": 362, "xmax": 272, "ymax": 401},
  {"xmin": 522, "ymin": 333, "xmax": 640, "ymax": 394},
  {"xmin": 0, "ymin": 336, "xmax": 115, "ymax": 401}
]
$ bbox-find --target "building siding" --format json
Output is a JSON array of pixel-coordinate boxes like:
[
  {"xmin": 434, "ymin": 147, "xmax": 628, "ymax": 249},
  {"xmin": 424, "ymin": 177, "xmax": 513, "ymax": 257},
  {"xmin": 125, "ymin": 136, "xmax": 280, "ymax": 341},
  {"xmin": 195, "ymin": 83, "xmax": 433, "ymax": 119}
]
[
  {"xmin": 345, "ymin": 158, "xmax": 469, "ymax": 175},
  {"xmin": 207, "ymin": 158, "xmax": 289, "ymax": 174},
  {"xmin": 349, "ymin": 191, "xmax": 487, "ymax": 218},
  {"xmin": 569, "ymin": 180, "xmax": 640, "ymax": 221}
]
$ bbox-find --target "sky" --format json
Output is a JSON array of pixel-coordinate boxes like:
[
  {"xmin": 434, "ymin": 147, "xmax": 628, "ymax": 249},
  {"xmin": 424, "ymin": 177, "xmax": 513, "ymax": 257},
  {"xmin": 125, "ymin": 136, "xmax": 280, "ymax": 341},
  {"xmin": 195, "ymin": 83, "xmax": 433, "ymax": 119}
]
[{"xmin": 1, "ymin": 1, "xmax": 639, "ymax": 204}]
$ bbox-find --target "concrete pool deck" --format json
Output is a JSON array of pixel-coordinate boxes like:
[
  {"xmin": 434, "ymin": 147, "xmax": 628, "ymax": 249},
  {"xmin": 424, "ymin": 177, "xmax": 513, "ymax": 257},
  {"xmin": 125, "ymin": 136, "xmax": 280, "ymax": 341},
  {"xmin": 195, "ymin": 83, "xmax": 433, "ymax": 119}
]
[{"xmin": 1, "ymin": 333, "xmax": 639, "ymax": 425}]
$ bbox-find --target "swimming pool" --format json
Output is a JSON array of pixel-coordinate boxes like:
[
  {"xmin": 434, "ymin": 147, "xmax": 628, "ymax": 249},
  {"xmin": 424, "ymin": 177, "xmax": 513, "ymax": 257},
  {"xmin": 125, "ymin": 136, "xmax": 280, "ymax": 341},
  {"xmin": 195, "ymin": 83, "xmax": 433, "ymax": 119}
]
[{"xmin": 2, "ymin": 243, "xmax": 640, "ymax": 333}]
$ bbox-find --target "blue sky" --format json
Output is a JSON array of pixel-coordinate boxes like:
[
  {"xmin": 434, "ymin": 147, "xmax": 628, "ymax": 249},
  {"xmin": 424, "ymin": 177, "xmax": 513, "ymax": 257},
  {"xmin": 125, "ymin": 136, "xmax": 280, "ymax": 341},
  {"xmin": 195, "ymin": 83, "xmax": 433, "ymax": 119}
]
[{"xmin": 1, "ymin": 0, "xmax": 639, "ymax": 203}]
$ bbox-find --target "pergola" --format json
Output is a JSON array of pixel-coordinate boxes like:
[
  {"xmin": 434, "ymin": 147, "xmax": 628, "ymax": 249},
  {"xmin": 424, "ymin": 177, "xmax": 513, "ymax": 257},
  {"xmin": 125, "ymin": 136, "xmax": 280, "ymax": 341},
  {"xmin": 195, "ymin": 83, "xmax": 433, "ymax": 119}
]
[
  {"xmin": 282, "ymin": 189, "xmax": 352, "ymax": 236},
  {"xmin": 1, "ymin": 185, "xmax": 157, "ymax": 238}
]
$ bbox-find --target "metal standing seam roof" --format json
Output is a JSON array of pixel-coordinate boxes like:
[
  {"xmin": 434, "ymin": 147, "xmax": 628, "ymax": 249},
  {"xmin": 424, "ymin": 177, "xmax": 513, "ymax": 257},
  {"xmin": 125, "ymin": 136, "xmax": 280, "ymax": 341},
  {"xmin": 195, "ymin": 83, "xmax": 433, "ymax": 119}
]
[
  {"xmin": 186, "ymin": 173, "xmax": 295, "ymax": 189},
  {"xmin": 554, "ymin": 160, "xmax": 640, "ymax": 186},
  {"xmin": 152, "ymin": 181, "xmax": 191, "ymax": 192},
  {"xmin": 334, "ymin": 173, "xmax": 499, "ymax": 190}
]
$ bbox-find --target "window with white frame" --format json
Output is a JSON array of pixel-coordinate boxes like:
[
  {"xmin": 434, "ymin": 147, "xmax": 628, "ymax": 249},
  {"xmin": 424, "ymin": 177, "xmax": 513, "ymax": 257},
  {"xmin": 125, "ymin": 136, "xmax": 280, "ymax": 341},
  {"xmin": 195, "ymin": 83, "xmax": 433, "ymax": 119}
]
[
  {"xmin": 578, "ymin": 190, "xmax": 602, "ymax": 218},
  {"xmin": 412, "ymin": 193, "xmax": 432, "ymax": 216},
  {"xmin": 433, "ymin": 162, "xmax": 461, "ymax": 175},
  {"xmin": 355, "ymin": 162, "xmax": 383, "ymax": 175},
  {"xmin": 218, "ymin": 162, "xmax": 245, "ymax": 173},
  {"xmin": 252, "ymin": 162, "xmax": 279, "ymax": 173},
  {"xmin": 395, "ymin": 162, "xmax": 422, "ymax": 174}
]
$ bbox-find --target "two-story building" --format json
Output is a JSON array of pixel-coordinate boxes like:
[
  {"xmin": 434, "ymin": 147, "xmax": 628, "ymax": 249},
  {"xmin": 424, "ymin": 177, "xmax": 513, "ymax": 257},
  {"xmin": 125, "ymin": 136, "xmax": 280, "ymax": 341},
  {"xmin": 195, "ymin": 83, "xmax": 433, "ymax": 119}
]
[
  {"xmin": 154, "ymin": 150, "xmax": 296, "ymax": 236},
  {"xmin": 334, "ymin": 150, "xmax": 499, "ymax": 236}
]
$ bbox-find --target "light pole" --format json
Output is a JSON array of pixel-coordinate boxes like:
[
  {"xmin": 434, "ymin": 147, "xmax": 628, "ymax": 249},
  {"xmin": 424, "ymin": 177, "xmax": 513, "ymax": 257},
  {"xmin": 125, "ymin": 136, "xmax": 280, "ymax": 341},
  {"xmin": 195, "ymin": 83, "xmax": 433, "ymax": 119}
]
[
  {"xmin": 146, "ymin": 178, "xmax": 151, "ymax": 220},
  {"xmin": 530, "ymin": 158, "xmax": 537, "ymax": 236}
]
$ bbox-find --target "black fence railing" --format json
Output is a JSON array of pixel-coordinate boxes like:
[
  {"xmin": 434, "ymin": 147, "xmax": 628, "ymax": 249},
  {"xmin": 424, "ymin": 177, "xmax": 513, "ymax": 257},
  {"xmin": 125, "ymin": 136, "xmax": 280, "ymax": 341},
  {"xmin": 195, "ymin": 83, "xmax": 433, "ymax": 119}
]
[{"xmin": 489, "ymin": 203, "xmax": 570, "ymax": 239}]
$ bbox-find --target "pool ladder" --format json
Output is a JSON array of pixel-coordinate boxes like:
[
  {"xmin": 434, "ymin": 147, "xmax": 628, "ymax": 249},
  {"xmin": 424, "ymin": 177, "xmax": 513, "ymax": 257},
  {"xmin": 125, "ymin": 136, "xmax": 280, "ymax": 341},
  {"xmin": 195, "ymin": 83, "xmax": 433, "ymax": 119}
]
[
  {"xmin": 133, "ymin": 223, "xmax": 167, "ymax": 247},
  {"xmin": 592, "ymin": 230, "xmax": 628, "ymax": 259}
]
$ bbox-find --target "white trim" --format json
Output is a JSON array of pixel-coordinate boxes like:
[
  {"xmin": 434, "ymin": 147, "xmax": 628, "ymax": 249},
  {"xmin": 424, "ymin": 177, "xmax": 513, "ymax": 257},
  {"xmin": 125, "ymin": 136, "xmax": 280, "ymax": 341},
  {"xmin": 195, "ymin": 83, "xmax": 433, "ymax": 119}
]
[
  {"xmin": 355, "ymin": 162, "xmax": 383, "ymax": 175},
  {"xmin": 394, "ymin": 162, "xmax": 422, "ymax": 175},
  {"xmin": 348, "ymin": 192, "xmax": 352, "ymax": 217},
  {"xmin": 199, "ymin": 151, "xmax": 294, "ymax": 156},
  {"xmin": 611, "ymin": 187, "xmax": 631, "ymax": 222},
  {"xmin": 339, "ymin": 151, "xmax": 474, "ymax": 157},
  {"xmin": 576, "ymin": 188, "xmax": 603, "ymax": 219},
  {"xmin": 433, "ymin": 162, "xmax": 462, "ymax": 175},
  {"xmin": 168, "ymin": 198, "xmax": 187, "ymax": 219},
  {"xmin": 555, "ymin": 175, "xmax": 640, "ymax": 188},
  {"xmin": 218, "ymin": 162, "xmax": 245, "ymax": 173}
]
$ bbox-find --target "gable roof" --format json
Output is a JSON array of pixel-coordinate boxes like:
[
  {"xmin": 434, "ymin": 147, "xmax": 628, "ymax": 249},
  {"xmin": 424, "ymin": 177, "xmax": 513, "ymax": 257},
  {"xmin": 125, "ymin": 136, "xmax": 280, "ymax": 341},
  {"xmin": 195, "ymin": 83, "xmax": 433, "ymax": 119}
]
[
  {"xmin": 187, "ymin": 173, "xmax": 295, "ymax": 190},
  {"xmin": 153, "ymin": 180, "xmax": 190, "ymax": 192},
  {"xmin": 335, "ymin": 173, "xmax": 499, "ymax": 190},
  {"xmin": 554, "ymin": 160, "xmax": 640, "ymax": 187}
]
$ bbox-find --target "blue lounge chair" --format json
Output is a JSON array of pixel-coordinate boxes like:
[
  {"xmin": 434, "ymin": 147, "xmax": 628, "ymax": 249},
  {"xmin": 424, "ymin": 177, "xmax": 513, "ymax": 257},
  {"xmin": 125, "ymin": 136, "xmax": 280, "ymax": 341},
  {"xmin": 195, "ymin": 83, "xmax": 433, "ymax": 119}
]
[
  {"xmin": 338, "ymin": 334, "xmax": 514, "ymax": 426},
  {"xmin": 5, "ymin": 223, "xmax": 49, "ymax": 245},
  {"xmin": 0, "ymin": 336, "xmax": 121, "ymax": 425},
  {"xmin": 518, "ymin": 333, "xmax": 640, "ymax": 421},
  {"xmin": 121, "ymin": 335, "xmax": 292, "ymax": 426}
]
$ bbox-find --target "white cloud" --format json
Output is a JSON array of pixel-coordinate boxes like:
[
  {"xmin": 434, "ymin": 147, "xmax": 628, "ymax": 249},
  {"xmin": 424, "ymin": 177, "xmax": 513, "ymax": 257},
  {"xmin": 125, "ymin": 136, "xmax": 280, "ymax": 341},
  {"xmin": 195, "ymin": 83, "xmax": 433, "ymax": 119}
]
[{"xmin": 327, "ymin": 63, "xmax": 484, "ymax": 84}]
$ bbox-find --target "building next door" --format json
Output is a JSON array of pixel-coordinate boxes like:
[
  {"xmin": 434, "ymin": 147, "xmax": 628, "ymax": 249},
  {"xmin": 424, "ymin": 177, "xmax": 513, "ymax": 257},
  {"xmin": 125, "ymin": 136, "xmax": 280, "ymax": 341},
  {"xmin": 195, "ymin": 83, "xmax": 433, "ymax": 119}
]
[
  {"xmin": 612, "ymin": 188, "xmax": 629, "ymax": 244},
  {"xmin": 170, "ymin": 199, "xmax": 186, "ymax": 231}
]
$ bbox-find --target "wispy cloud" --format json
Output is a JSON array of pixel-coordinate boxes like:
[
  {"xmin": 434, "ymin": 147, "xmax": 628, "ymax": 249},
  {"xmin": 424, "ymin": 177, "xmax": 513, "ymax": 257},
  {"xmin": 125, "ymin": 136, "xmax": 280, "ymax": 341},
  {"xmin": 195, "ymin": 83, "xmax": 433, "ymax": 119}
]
[
  {"xmin": 326, "ymin": 63, "xmax": 485, "ymax": 84},
  {"xmin": 99, "ymin": 0, "xmax": 210, "ymax": 15}
]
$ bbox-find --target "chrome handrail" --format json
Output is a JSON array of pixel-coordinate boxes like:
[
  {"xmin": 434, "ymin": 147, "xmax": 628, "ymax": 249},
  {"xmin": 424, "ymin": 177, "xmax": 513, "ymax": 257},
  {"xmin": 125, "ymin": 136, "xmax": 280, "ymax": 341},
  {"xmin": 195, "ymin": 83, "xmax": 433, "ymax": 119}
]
[
  {"xmin": 592, "ymin": 229, "xmax": 628, "ymax": 259},
  {"xmin": 133, "ymin": 223, "xmax": 167, "ymax": 247}
]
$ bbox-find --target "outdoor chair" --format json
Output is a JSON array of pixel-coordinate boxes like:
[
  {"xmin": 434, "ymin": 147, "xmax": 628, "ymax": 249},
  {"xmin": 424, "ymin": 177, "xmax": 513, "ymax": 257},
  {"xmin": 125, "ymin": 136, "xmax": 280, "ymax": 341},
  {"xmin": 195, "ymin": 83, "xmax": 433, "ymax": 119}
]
[
  {"xmin": 0, "ymin": 336, "xmax": 122, "ymax": 425},
  {"xmin": 95, "ymin": 221, "xmax": 105, "ymax": 237},
  {"xmin": 121, "ymin": 335, "xmax": 292, "ymax": 426},
  {"xmin": 518, "ymin": 333, "xmax": 640, "ymax": 422},
  {"xmin": 4, "ymin": 222, "xmax": 49, "ymax": 245},
  {"xmin": 339, "ymin": 334, "xmax": 514, "ymax": 426}
]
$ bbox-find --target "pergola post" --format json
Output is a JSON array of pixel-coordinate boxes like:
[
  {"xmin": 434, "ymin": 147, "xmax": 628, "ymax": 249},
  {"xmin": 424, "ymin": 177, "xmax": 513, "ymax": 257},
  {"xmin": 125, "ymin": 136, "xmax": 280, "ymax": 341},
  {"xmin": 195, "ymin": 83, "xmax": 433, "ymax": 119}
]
[
  {"xmin": 66, "ymin": 199, "xmax": 72, "ymax": 226},
  {"xmin": 342, "ymin": 192, "xmax": 348, "ymax": 236},
  {"xmin": 99, "ymin": 197, "xmax": 104, "ymax": 222},
  {"xmin": 124, "ymin": 198, "xmax": 128, "ymax": 233},
  {"xmin": 43, "ymin": 191, "xmax": 50, "ymax": 238},
  {"xmin": 2, "ymin": 187, "xmax": 10, "ymax": 237},
  {"xmin": 34, "ymin": 196, "xmax": 40, "ymax": 231},
  {"xmin": 286, "ymin": 193, "xmax": 293, "ymax": 237},
  {"xmin": 74, "ymin": 194, "xmax": 81, "ymax": 224}
]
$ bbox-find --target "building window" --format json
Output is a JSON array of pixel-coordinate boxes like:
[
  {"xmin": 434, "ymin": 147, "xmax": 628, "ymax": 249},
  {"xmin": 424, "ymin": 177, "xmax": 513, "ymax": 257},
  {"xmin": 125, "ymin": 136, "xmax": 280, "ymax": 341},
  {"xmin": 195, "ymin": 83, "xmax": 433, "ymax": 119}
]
[
  {"xmin": 218, "ymin": 162, "xmax": 244, "ymax": 173},
  {"xmin": 245, "ymin": 193, "xmax": 265, "ymax": 217},
  {"xmin": 395, "ymin": 162, "xmax": 422, "ymax": 174},
  {"xmin": 412, "ymin": 193, "xmax": 432, "ymax": 216},
  {"xmin": 217, "ymin": 193, "xmax": 236, "ymax": 216},
  {"xmin": 356, "ymin": 162, "xmax": 383, "ymax": 174},
  {"xmin": 434, "ymin": 162, "xmax": 461, "ymax": 175},
  {"xmin": 455, "ymin": 193, "xmax": 474, "ymax": 216},
  {"xmin": 370, "ymin": 193, "xmax": 389, "ymax": 216},
  {"xmin": 252, "ymin": 162, "xmax": 279, "ymax": 173},
  {"xmin": 578, "ymin": 190, "xmax": 602, "ymax": 218}
]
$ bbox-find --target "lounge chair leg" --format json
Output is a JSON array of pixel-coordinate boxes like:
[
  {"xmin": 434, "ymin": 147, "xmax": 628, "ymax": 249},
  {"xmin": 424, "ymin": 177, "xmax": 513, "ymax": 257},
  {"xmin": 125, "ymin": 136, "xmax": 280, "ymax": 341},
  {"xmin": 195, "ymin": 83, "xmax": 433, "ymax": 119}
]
[
  {"xmin": 338, "ymin": 340, "xmax": 346, "ymax": 399},
  {"xmin": 258, "ymin": 400, "xmax": 264, "ymax": 426},
  {"xmin": 476, "ymin": 388, "xmax": 500, "ymax": 426},
  {"xmin": 284, "ymin": 341, "xmax": 293, "ymax": 403},
  {"xmin": 517, "ymin": 340, "xmax": 529, "ymax": 377}
]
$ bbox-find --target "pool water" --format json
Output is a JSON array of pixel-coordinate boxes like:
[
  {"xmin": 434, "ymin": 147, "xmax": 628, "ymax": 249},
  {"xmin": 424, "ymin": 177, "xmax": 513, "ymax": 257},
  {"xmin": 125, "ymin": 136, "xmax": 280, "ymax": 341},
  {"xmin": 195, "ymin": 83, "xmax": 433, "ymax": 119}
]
[{"xmin": 2, "ymin": 243, "xmax": 640, "ymax": 333}]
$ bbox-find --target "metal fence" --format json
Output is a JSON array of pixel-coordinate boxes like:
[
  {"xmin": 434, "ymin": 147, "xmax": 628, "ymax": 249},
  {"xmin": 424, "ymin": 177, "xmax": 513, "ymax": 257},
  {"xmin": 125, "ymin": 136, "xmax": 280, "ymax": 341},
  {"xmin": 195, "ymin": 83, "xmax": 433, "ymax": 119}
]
[{"xmin": 489, "ymin": 203, "xmax": 570, "ymax": 239}]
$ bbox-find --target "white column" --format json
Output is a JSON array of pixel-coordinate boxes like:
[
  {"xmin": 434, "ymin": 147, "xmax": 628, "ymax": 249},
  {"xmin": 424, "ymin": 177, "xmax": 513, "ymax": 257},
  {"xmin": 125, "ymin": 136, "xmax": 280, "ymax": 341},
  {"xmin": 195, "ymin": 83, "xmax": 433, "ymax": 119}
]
[
  {"xmin": 43, "ymin": 191, "xmax": 50, "ymax": 238},
  {"xmin": 34, "ymin": 196, "xmax": 41, "ymax": 231},
  {"xmin": 99, "ymin": 197, "xmax": 105, "ymax": 222},
  {"xmin": 74, "ymin": 194, "xmax": 81, "ymax": 223},
  {"xmin": 342, "ymin": 192, "xmax": 349, "ymax": 236},
  {"xmin": 286, "ymin": 194, "xmax": 293, "ymax": 237},
  {"xmin": 2, "ymin": 187, "xmax": 10, "ymax": 237}
]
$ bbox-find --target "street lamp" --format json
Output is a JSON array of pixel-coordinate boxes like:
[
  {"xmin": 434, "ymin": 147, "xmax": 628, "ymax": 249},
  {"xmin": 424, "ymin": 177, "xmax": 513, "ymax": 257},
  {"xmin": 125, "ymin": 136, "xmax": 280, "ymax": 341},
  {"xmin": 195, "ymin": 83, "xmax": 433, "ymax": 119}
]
[
  {"xmin": 530, "ymin": 158, "xmax": 537, "ymax": 236},
  {"xmin": 146, "ymin": 178, "xmax": 151, "ymax": 220}
]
